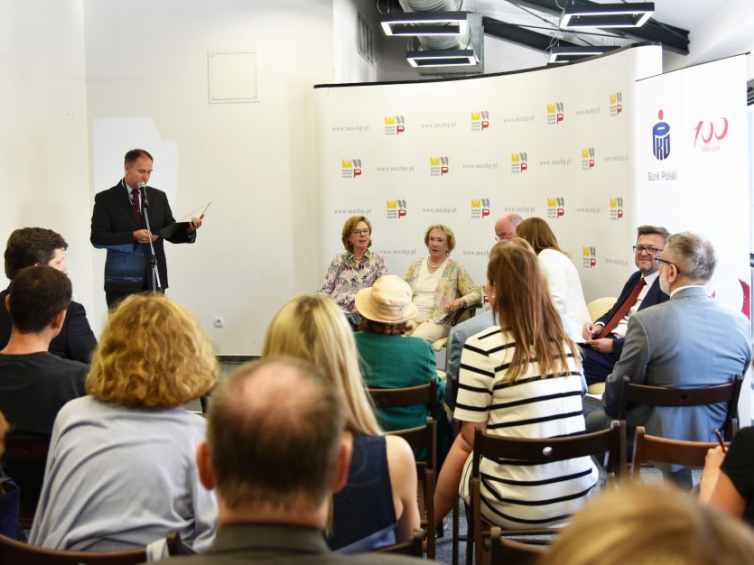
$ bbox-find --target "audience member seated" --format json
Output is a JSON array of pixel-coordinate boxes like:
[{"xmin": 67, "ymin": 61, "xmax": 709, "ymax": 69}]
[
  {"xmin": 517, "ymin": 217, "xmax": 590, "ymax": 338},
  {"xmin": 587, "ymin": 232, "xmax": 752, "ymax": 489},
  {"xmin": 262, "ymin": 294, "xmax": 419, "ymax": 553},
  {"xmin": 404, "ymin": 224, "xmax": 480, "ymax": 343},
  {"xmin": 354, "ymin": 275, "xmax": 453, "ymax": 468},
  {"xmin": 700, "ymin": 426, "xmax": 754, "ymax": 529},
  {"xmin": 434, "ymin": 241, "xmax": 596, "ymax": 528},
  {"xmin": 580, "ymin": 225, "xmax": 670, "ymax": 384},
  {"xmin": 0, "ymin": 409, "xmax": 22, "ymax": 540},
  {"xmin": 1, "ymin": 227, "xmax": 97, "ymax": 363},
  {"xmin": 318, "ymin": 215, "xmax": 387, "ymax": 330},
  {"xmin": 0, "ymin": 266, "xmax": 88, "ymax": 509},
  {"xmin": 539, "ymin": 483, "xmax": 754, "ymax": 565},
  {"xmin": 158, "ymin": 357, "xmax": 422, "ymax": 565},
  {"xmin": 29, "ymin": 294, "xmax": 218, "ymax": 552}
]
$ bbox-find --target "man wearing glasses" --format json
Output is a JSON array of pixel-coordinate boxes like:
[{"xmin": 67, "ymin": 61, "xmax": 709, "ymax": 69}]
[
  {"xmin": 581, "ymin": 225, "xmax": 670, "ymax": 384},
  {"xmin": 588, "ymin": 232, "xmax": 752, "ymax": 489}
]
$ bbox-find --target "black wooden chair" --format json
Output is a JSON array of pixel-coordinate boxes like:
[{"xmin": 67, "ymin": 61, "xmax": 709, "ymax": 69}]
[
  {"xmin": 488, "ymin": 527, "xmax": 547, "ymax": 565},
  {"xmin": 631, "ymin": 426, "xmax": 722, "ymax": 478},
  {"xmin": 377, "ymin": 528, "xmax": 424, "ymax": 557},
  {"xmin": 0, "ymin": 533, "xmax": 146, "ymax": 565},
  {"xmin": 3, "ymin": 434, "xmax": 50, "ymax": 528}
]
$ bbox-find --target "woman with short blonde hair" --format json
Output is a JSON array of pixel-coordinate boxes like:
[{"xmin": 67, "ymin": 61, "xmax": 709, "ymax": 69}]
[{"xmin": 30, "ymin": 294, "xmax": 218, "ymax": 552}]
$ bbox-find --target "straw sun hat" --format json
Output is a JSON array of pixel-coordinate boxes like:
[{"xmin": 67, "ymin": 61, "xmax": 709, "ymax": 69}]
[{"xmin": 355, "ymin": 275, "xmax": 418, "ymax": 324}]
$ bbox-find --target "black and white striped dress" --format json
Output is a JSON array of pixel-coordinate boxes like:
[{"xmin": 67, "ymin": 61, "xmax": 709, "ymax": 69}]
[{"xmin": 455, "ymin": 325, "xmax": 598, "ymax": 529}]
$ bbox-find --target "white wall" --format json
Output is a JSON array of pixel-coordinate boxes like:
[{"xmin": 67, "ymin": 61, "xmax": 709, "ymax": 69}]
[
  {"xmin": 0, "ymin": 0, "xmax": 94, "ymax": 318},
  {"xmin": 83, "ymin": 0, "xmax": 334, "ymax": 354},
  {"xmin": 333, "ymin": 0, "xmax": 377, "ymax": 83}
]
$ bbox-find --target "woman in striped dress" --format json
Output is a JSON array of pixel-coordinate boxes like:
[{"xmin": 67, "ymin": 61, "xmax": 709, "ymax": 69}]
[{"xmin": 434, "ymin": 238, "xmax": 597, "ymax": 529}]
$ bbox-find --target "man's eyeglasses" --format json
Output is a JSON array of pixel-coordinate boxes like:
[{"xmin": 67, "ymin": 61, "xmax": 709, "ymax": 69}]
[
  {"xmin": 633, "ymin": 245, "xmax": 663, "ymax": 255},
  {"xmin": 351, "ymin": 229, "xmax": 370, "ymax": 237},
  {"xmin": 655, "ymin": 257, "xmax": 681, "ymax": 273}
]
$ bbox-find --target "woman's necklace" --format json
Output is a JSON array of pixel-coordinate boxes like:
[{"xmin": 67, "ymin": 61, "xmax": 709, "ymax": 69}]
[{"xmin": 427, "ymin": 257, "xmax": 444, "ymax": 269}]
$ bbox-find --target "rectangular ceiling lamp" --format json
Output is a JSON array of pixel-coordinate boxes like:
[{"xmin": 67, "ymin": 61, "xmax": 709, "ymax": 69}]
[
  {"xmin": 407, "ymin": 49, "xmax": 477, "ymax": 68},
  {"xmin": 560, "ymin": 2, "xmax": 654, "ymax": 29},
  {"xmin": 382, "ymin": 11, "xmax": 468, "ymax": 36},
  {"xmin": 548, "ymin": 46, "xmax": 613, "ymax": 64}
]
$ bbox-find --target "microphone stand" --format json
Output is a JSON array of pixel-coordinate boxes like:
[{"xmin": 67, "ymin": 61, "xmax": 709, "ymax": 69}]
[{"xmin": 139, "ymin": 183, "xmax": 162, "ymax": 292}]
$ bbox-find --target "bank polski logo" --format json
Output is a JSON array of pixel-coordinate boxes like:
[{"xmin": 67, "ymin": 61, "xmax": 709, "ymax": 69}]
[
  {"xmin": 341, "ymin": 159, "xmax": 362, "ymax": 179},
  {"xmin": 510, "ymin": 152, "xmax": 528, "ymax": 173},
  {"xmin": 581, "ymin": 148, "xmax": 595, "ymax": 170},
  {"xmin": 430, "ymin": 156, "xmax": 450, "ymax": 176},
  {"xmin": 547, "ymin": 197, "xmax": 565, "ymax": 219},
  {"xmin": 609, "ymin": 197, "xmax": 624, "ymax": 220},
  {"xmin": 652, "ymin": 110, "xmax": 670, "ymax": 161},
  {"xmin": 609, "ymin": 92, "xmax": 623, "ymax": 117},
  {"xmin": 471, "ymin": 110, "xmax": 490, "ymax": 131},
  {"xmin": 386, "ymin": 199, "xmax": 407, "ymax": 219},
  {"xmin": 582, "ymin": 246, "xmax": 596, "ymax": 268},
  {"xmin": 384, "ymin": 115, "xmax": 406, "ymax": 136},
  {"xmin": 471, "ymin": 198, "xmax": 490, "ymax": 219},
  {"xmin": 546, "ymin": 102, "xmax": 564, "ymax": 125}
]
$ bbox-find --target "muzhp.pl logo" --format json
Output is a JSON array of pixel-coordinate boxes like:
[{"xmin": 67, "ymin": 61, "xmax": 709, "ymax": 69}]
[
  {"xmin": 609, "ymin": 92, "xmax": 623, "ymax": 117},
  {"xmin": 652, "ymin": 110, "xmax": 670, "ymax": 161},
  {"xmin": 341, "ymin": 159, "xmax": 362, "ymax": 179},
  {"xmin": 547, "ymin": 197, "xmax": 565, "ymax": 219},
  {"xmin": 582, "ymin": 247, "xmax": 596, "ymax": 268},
  {"xmin": 384, "ymin": 116, "xmax": 406, "ymax": 136},
  {"xmin": 511, "ymin": 152, "xmax": 528, "ymax": 173},
  {"xmin": 471, "ymin": 198, "xmax": 490, "ymax": 219},
  {"xmin": 386, "ymin": 200, "xmax": 407, "ymax": 219},
  {"xmin": 430, "ymin": 156, "xmax": 449, "ymax": 176},
  {"xmin": 694, "ymin": 118, "xmax": 728, "ymax": 153},
  {"xmin": 546, "ymin": 103, "xmax": 564, "ymax": 125},
  {"xmin": 471, "ymin": 111, "xmax": 490, "ymax": 131},
  {"xmin": 581, "ymin": 148, "xmax": 595, "ymax": 170},
  {"xmin": 609, "ymin": 197, "xmax": 624, "ymax": 220}
]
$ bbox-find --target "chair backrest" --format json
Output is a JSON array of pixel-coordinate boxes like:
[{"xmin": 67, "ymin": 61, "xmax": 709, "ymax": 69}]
[
  {"xmin": 386, "ymin": 418, "xmax": 437, "ymax": 559},
  {"xmin": 618, "ymin": 375, "xmax": 742, "ymax": 439},
  {"xmin": 165, "ymin": 530, "xmax": 196, "ymax": 556},
  {"xmin": 3, "ymin": 436, "xmax": 50, "ymax": 461},
  {"xmin": 631, "ymin": 427, "xmax": 721, "ymax": 477},
  {"xmin": 0, "ymin": 533, "xmax": 147, "ymax": 565},
  {"xmin": 488, "ymin": 527, "xmax": 546, "ymax": 565},
  {"xmin": 368, "ymin": 379, "xmax": 438, "ymax": 420},
  {"xmin": 587, "ymin": 297, "xmax": 617, "ymax": 322},
  {"xmin": 3, "ymin": 434, "xmax": 51, "ymax": 528},
  {"xmin": 377, "ymin": 529, "xmax": 424, "ymax": 557}
]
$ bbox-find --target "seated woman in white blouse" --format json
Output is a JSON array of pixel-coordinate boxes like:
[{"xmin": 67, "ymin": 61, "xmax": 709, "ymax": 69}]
[
  {"xmin": 404, "ymin": 224, "xmax": 480, "ymax": 343},
  {"xmin": 517, "ymin": 217, "xmax": 590, "ymax": 338}
]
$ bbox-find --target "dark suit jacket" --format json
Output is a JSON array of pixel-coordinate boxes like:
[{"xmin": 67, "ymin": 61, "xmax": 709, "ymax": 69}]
[
  {"xmin": 0, "ymin": 288, "xmax": 97, "ymax": 363},
  {"xmin": 596, "ymin": 270, "xmax": 668, "ymax": 357},
  {"xmin": 90, "ymin": 182, "xmax": 194, "ymax": 293}
]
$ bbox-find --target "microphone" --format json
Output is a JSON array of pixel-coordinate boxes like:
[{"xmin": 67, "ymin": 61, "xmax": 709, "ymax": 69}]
[{"xmin": 137, "ymin": 182, "xmax": 149, "ymax": 207}]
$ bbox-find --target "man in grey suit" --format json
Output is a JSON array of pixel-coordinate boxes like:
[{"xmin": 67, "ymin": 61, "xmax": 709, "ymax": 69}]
[
  {"xmin": 587, "ymin": 232, "xmax": 752, "ymax": 487},
  {"xmin": 155, "ymin": 357, "xmax": 421, "ymax": 565}
]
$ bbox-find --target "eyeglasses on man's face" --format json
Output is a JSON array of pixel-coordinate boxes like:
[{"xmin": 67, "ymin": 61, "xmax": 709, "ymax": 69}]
[
  {"xmin": 633, "ymin": 245, "xmax": 663, "ymax": 255},
  {"xmin": 654, "ymin": 256, "xmax": 681, "ymax": 274}
]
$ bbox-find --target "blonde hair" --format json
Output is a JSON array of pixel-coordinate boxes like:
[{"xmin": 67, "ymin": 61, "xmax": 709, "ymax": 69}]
[
  {"xmin": 539, "ymin": 483, "xmax": 754, "ymax": 565},
  {"xmin": 424, "ymin": 224, "xmax": 456, "ymax": 253},
  {"xmin": 488, "ymin": 239, "xmax": 580, "ymax": 382},
  {"xmin": 341, "ymin": 216, "xmax": 373, "ymax": 253},
  {"xmin": 87, "ymin": 294, "xmax": 218, "ymax": 408},
  {"xmin": 0, "ymin": 410, "xmax": 7, "ymax": 460},
  {"xmin": 262, "ymin": 295, "xmax": 382, "ymax": 436}
]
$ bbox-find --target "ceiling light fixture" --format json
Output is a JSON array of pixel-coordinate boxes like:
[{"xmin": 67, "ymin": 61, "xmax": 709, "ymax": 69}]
[
  {"xmin": 406, "ymin": 49, "xmax": 477, "ymax": 67},
  {"xmin": 381, "ymin": 11, "xmax": 469, "ymax": 36},
  {"xmin": 548, "ymin": 45, "xmax": 615, "ymax": 64},
  {"xmin": 559, "ymin": 2, "xmax": 655, "ymax": 29}
]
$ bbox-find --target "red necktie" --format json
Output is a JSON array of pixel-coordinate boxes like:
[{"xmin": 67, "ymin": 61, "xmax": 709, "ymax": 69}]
[
  {"xmin": 598, "ymin": 277, "xmax": 646, "ymax": 338},
  {"xmin": 131, "ymin": 189, "xmax": 142, "ymax": 223}
]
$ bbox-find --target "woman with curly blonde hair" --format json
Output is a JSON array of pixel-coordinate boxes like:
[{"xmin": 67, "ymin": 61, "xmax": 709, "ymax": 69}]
[{"xmin": 30, "ymin": 294, "xmax": 218, "ymax": 552}]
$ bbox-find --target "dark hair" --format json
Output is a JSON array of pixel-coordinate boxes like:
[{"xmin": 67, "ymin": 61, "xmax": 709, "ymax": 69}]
[
  {"xmin": 207, "ymin": 357, "xmax": 346, "ymax": 512},
  {"xmin": 8, "ymin": 266, "xmax": 71, "ymax": 333},
  {"xmin": 358, "ymin": 318, "xmax": 409, "ymax": 335},
  {"xmin": 124, "ymin": 148, "xmax": 153, "ymax": 165},
  {"xmin": 516, "ymin": 217, "xmax": 563, "ymax": 255},
  {"xmin": 637, "ymin": 225, "xmax": 670, "ymax": 240},
  {"xmin": 4, "ymin": 228, "xmax": 68, "ymax": 280}
]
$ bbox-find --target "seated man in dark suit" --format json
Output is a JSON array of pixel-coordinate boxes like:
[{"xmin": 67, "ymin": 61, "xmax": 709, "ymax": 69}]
[
  {"xmin": 159, "ymin": 357, "xmax": 421, "ymax": 565},
  {"xmin": 587, "ymin": 232, "xmax": 752, "ymax": 488},
  {"xmin": 0, "ymin": 266, "xmax": 88, "ymax": 508},
  {"xmin": 1, "ymin": 227, "xmax": 97, "ymax": 363},
  {"xmin": 581, "ymin": 225, "xmax": 670, "ymax": 384}
]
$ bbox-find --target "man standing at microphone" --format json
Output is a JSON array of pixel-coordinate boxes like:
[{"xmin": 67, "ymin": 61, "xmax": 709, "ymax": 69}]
[{"xmin": 90, "ymin": 149, "xmax": 202, "ymax": 308}]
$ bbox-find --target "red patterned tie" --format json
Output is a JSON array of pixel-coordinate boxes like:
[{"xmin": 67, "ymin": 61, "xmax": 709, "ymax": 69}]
[
  {"xmin": 598, "ymin": 277, "xmax": 646, "ymax": 338},
  {"xmin": 131, "ymin": 189, "xmax": 142, "ymax": 223}
]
